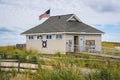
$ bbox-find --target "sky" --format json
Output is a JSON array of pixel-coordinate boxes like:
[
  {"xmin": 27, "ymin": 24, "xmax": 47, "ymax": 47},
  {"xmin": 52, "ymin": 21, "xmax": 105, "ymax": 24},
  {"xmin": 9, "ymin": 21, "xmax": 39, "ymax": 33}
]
[{"xmin": 0, "ymin": 0, "xmax": 120, "ymax": 46}]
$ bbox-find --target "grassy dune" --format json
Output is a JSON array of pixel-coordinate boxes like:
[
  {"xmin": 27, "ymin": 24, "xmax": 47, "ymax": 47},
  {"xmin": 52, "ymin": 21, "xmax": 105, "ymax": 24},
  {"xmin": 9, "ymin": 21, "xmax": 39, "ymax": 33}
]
[
  {"xmin": 0, "ymin": 53, "xmax": 120, "ymax": 80},
  {"xmin": 0, "ymin": 45, "xmax": 120, "ymax": 80},
  {"xmin": 102, "ymin": 41, "xmax": 120, "ymax": 48},
  {"xmin": 102, "ymin": 42, "xmax": 120, "ymax": 56}
]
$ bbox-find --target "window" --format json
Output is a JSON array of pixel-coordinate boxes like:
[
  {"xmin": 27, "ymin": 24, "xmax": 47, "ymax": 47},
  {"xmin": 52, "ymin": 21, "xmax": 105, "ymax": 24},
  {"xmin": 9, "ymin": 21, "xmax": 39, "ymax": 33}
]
[
  {"xmin": 86, "ymin": 40, "xmax": 95, "ymax": 49},
  {"xmin": 28, "ymin": 35, "xmax": 34, "ymax": 40},
  {"xmin": 46, "ymin": 35, "xmax": 52, "ymax": 39},
  {"xmin": 56, "ymin": 34, "xmax": 62, "ymax": 39},
  {"xmin": 37, "ymin": 35, "xmax": 42, "ymax": 40}
]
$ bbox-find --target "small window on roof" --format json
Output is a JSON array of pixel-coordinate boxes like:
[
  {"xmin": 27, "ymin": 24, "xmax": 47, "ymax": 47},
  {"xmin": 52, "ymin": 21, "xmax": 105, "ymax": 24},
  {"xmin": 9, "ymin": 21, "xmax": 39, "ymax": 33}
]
[
  {"xmin": 46, "ymin": 35, "xmax": 52, "ymax": 39},
  {"xmin": 37, "ymin": 35, "xmax": 42, "ymax": 40},
  {"xmin": 28, "ymin": 35, "xmax": 34, "ymax": 40},
  {"xmin": 56, "ymin": 34, "xmax": 62, "ymax": 39}
]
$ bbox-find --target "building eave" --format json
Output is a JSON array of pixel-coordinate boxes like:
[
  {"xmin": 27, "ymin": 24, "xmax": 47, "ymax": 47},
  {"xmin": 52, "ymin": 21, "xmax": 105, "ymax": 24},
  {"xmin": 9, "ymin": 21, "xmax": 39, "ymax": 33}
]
[{"xmin": 22, "ymin": 32, "xmax": 104, "ymax": 36}]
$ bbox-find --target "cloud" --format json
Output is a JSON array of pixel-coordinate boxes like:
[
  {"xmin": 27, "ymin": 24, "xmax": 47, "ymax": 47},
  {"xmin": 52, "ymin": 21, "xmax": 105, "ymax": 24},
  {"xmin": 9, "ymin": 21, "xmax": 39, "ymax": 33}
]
[
  {"xmin": 82, "ymin": 0, "xmax": 120, "ymax": 12},
  {"xmin": 0, "ymin": 26, "xmax": 25, "ymax": 46},
  {"xmin": 93, "ymin": 24, "xmax": 120, "ymax": 29},
  {"xmin": 93, "ymin": 24, "xmax": 120, "ymax": 42},
  {"xmin": 1, "ymin": 0, "xmax": 120, "ymax": 13},
  {"xmin": 0, "ymin": 0, "xmax": 22, "ymax": 7},
  {"xmin": 102, "ymin": 33, "xmax": 120, "ymax": 42},
  {"xmin": 0, "ymin": 33, "xmax": 25, "ymax": 46},
  {"xmin": 0, "ymin": 27, "xmax": 12, "ymax": 33},
  {"xmin": 0, "ymin": 0, "xmax": 120, "ymax": 45}
]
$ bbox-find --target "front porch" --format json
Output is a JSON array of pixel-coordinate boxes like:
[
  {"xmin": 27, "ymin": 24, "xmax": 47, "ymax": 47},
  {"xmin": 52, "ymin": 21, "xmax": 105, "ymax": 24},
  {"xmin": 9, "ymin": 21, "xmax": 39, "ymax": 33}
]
[
  {"xmin": 66, "ymin": 45, "xmax": 96, "ymax": 53},
  {"xmin": 66, "ymin": 35, "xmax": 98, "ymax": 53}
]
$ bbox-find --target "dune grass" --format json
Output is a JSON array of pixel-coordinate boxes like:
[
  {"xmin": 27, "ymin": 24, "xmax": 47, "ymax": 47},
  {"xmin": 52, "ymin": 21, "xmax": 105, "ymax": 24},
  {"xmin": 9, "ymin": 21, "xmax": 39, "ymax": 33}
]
[
  {"xmin": 0, "ymin": 46, "xmax": 120, "ymax": 80},
  {"xmin": 102, "ymin": 42, "xmax": 120, "ymax": 48},
  {"xmin": 102, "ymin": 42, "xmax": 120, "ymax": 56}
]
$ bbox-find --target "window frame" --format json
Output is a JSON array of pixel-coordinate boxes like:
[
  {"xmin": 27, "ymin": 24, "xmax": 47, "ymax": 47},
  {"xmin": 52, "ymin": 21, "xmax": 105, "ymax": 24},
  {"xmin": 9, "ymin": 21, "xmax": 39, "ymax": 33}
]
[
  {"xmin": 56, "ymin": 34, "xmax": 62, "ymax": 39},
  {"xmin": 86, "ymin": 40, "xmax": 95, "ymax": 49},
  {"xmin": 37, "ymin": 35, "xmax": 42, "ymax": 40},
  {"xmin": 46, "ymin": 35, "xmax": 52, "ymax": 39},
  {"xmin": 28, "ymin": 35, "xmax": 34, "ymax": 40}
]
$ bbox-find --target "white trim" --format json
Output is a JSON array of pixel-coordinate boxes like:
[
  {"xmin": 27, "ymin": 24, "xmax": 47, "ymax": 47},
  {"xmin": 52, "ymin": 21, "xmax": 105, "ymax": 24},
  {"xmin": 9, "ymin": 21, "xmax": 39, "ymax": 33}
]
[
  {"xmin": 67, "ymin": 14, "xmax": 82, "ymax": 22},
  {"xmin": 22, "ymin": 32, "xmax": 104, "ymax": 36},
  {"xmin": 22, "ymin": 32, "xmax": 64, "ymax": 35}
]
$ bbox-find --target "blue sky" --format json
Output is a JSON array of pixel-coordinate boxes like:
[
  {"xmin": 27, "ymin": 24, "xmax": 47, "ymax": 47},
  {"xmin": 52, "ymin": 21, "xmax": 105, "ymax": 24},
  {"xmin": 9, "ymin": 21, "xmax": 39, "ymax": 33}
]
[{"xmin": 0, "ymin": 0, "xmax": 120, "ymax": 46}]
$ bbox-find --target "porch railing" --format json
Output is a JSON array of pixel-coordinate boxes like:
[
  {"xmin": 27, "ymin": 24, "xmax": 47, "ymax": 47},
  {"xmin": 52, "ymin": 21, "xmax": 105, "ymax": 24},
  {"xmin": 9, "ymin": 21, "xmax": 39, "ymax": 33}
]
[
  {"xmin": 102, "ymin": 47, "xmax": 120, "ymax": 56},
  {"xmin": 66, "ymin": 45, "xmax": 96, "ymax": 53},
  {"xmin": 66, "ymin": 45, "xmax": 120, "ymax": 56}
]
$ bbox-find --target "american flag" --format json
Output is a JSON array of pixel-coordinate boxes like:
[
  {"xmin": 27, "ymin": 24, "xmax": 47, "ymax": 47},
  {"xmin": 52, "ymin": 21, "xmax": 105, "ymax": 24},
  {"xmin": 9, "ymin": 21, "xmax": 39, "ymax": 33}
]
[{"xmin": 39, "ymin": 9, "xmax": 50, "ymax": 20}]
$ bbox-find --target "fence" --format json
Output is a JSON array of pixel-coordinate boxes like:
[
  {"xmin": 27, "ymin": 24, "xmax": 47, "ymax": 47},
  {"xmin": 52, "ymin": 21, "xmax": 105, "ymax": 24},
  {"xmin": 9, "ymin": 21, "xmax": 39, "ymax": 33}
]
[
  {"xmin": 0, "ymin": 52, "xmax": 38, "ymax": 72},
  {"xmin": 66, "ymin": 44, "xmax": 120, "ymax": 56},
  {"xmin": 102, "ymin": 47, "xmax": 120, "ymax": 56},
  {"xmin": 66, "ymin": 45, "xmax": 98, "ymax": 53},
  {"xmin": 0, "ymin": 59, "xmax": 38, "ymax": 73},
  {"xmin": 0, "ymin": 55, "xmax": 120, "ymax": 73}
]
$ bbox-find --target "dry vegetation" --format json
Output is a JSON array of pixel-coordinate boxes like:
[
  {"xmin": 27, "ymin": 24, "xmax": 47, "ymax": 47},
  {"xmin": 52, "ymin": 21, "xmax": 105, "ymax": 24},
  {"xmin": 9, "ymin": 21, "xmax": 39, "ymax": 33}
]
[
  {"xmin": 102, "ymin": 42, "xmax": 120, "ymax": 56},
  {"xmin": 102, "ymin": 41, "xmax": 120, "ymax": 48},
  {"xmin": 0, "ymin": 43, "xmax": 120, "ymax": 80}
]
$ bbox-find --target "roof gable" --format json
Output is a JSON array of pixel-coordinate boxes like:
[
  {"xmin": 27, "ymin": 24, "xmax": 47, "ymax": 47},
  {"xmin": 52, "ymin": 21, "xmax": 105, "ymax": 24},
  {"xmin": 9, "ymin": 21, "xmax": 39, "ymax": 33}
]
[
  {"xmin": 67, "ymin": 14, "xmax": 82, "ymax": 22},
  {"xmin": 22, "ymin": 14, "xmax": 104, "ymax": 34},
  {"xmin": 68, "ymin": 16, "xmax": 78, "ymax": 21}
]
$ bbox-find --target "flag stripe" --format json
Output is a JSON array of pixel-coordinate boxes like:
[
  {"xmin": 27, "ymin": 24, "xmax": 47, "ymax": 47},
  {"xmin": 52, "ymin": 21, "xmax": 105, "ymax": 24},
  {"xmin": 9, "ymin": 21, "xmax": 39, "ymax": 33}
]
[{"xmin": 39, "ymin": 9, "xmax": 50, "ymax": 20}]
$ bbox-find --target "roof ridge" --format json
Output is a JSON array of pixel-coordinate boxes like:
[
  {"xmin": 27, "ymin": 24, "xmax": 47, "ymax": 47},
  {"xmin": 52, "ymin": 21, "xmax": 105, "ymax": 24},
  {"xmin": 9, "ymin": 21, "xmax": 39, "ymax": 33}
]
[{"xmin": 50, "ymin": 14, "xmax": 74, "ymax": 17}]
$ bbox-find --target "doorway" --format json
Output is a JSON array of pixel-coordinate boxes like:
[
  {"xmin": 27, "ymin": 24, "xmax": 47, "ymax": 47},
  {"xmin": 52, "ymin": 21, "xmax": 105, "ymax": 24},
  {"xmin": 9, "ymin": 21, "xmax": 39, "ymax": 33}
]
[{"xmin": 74, "ymin": 36, "xmax": 79, "ymax": 52}]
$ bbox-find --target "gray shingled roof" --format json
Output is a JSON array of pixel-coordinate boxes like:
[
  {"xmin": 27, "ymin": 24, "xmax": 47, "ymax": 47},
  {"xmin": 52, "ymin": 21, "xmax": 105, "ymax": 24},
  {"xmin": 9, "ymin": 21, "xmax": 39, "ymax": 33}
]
[{"xmin": 22, "ymin": 14, "xmax": 104, "ymax": 34}]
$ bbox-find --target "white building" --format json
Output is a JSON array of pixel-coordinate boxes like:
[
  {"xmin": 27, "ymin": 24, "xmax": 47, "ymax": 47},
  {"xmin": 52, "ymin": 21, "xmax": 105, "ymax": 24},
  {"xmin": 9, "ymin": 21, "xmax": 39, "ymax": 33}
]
[{"xmin": 22, "ymin": 14, "xmax": 104, "ymax": 54}]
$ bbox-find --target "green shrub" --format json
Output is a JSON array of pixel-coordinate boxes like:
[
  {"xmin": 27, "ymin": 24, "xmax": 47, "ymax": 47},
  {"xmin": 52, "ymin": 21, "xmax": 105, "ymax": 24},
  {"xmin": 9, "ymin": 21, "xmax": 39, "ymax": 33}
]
[
  {"xmin": 32, "ymin": 66, "xmax": 83, "ymax": 80},
  {"xmin": 18, "ymin": 54, "xmax": 26, "ymax": 61},
  {"xmin": 27, "ymin": 55, "xmax": 37, "ymax": 63},
  {"xmin": 81, "ymin": 54, "xmax": 90, "ymax": 59},
  {"xmin": 84, "ymin": 68, "xmax": 120, "ymax": 80},
  {"xmin": 55, "ymin": 52, "xmax": 62, "ymax": 57}
]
